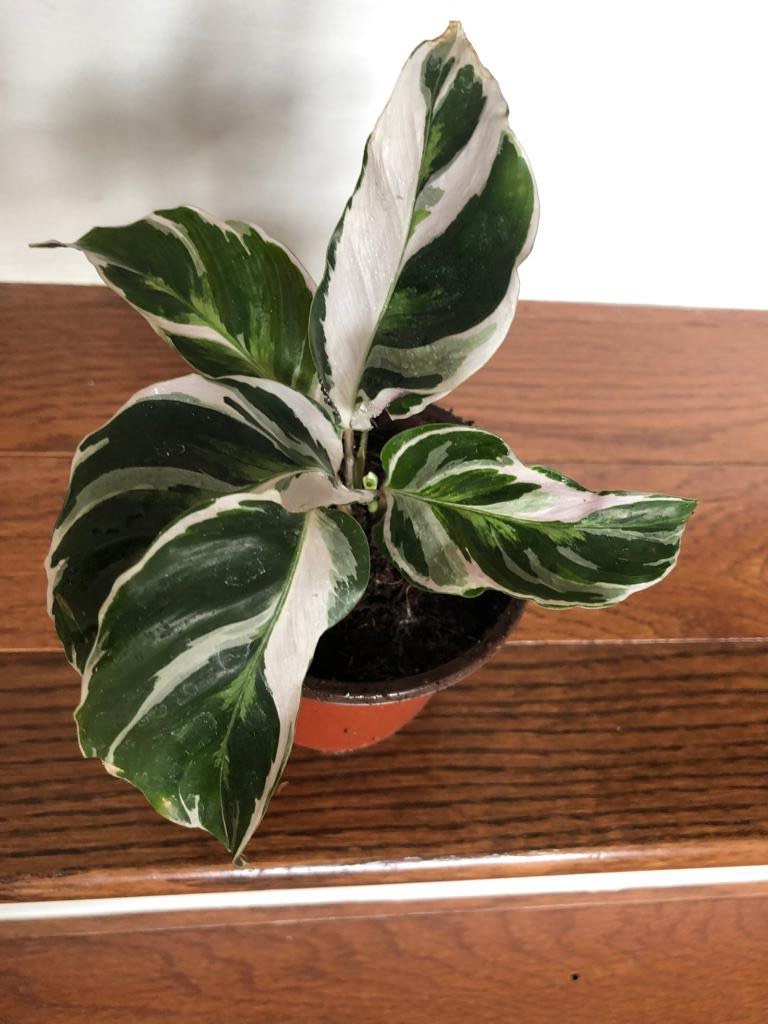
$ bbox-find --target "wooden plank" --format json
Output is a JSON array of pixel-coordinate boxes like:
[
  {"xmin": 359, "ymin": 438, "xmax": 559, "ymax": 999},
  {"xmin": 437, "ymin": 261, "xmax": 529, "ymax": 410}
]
[
  {"xmin": 3, "ymin": 284, "xmax": 767, "ymax": 466},
  {"xmin": 4, "ymin": 456, "xmax": 765, "ymax": 651},
  {"xmin": 4, "ymin": 282, "xmax": 767, "ymax": 1003},
  {"xmin": 1, "ymin": 284, "xmax": 185, "ymax": 454},
  {"xmin": 515, "ymin": 459, "xmax": 768, "ymax": 643},
  {"xmin": 3, "ymin": 887, "xmax": 768, "ymax": 1023},
  {"xmin": 454, "ymin": 302, "xmax": 768, "ymax": 468},
  {"xmin": 2, "ymin": 642, "xmax": 767, "ymax": 901}
]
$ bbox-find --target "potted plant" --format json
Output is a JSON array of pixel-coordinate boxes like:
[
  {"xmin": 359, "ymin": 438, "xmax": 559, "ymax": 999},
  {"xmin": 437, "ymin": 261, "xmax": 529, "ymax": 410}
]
[{"xmin": 37, "ymin": 22, "xmax": 695, "ymax": 860}]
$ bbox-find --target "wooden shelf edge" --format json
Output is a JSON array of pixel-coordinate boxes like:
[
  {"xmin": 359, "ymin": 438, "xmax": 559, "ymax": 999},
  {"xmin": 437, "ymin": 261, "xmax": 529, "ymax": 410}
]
[{"xmin": 4, "ymin": 835, "xmax": 768, "ymax": 905}]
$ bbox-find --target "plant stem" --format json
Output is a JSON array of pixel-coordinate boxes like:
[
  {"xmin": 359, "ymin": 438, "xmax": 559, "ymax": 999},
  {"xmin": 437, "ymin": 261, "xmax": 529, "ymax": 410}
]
[
  {"xmin": 342, "ymin": 428, "xmax": 355, "ymax": 487},
  {"xmin": 353, "ymin": 431, "xmax": 369, "ymax": 488}
]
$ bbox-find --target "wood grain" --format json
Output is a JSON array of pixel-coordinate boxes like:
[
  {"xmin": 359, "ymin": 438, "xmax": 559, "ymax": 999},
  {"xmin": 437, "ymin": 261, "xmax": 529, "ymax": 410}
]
[
  {"xmin": 3, "ymin": 642, "xmax": 768, "ymax": 901},
  {"xmin": 3, "ymin": 283, "xmax": 767, "ymax": 1019},
  {"xmin": 3, "ymin": 887, "xmax": 768, "ymax": 1024},
  {"xmin": 3, "ymin": 284, "xmax": 765, "ymax": 649},
  {"xmin": 4, "ymin": 456, "xmax": 765, "ymax": 650},
  {"xmin": 3, "ymin": 285, "xmax": 767, "ymax": 465},
  {"xmin": 1, "ymin": 284, "xmax": 185, "ymax": 454}
]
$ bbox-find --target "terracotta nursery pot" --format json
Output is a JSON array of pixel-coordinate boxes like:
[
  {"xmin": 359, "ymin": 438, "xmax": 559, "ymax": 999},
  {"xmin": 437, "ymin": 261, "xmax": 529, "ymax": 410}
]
[{"xmin": 296, "ymin": 595, "xmax": 525, "ymax": 753}]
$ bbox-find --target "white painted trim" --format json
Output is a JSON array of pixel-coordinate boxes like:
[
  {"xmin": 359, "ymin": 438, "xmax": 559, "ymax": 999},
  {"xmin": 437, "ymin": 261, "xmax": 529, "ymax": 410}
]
[{"xmin": 3, "ymin": 864, "xmax": 768, "ymax": 923}]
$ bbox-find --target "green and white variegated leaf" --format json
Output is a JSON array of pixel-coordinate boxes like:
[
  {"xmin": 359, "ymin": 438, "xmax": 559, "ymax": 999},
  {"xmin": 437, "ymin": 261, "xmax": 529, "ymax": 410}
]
[
  {"xmin": 76, "ymin": 496, "xmax": 369, "ymax": 858},
  {"xmin": 379, "ymin": 424, "xmax": 696, "ymax": 607},
  {"xmin": 34, "ymin": 206, "xmax": 316, "ymax": 391},
  {"xmin": 309, "ymin": 21, "xmax": 538, "ymax": 429},
  {"xmin": 47, "ymin": 373, "xmax": 364, "ymax": 673}
]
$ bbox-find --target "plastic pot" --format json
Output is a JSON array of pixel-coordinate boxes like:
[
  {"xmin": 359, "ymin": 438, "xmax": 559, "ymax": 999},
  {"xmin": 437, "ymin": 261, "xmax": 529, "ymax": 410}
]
[{"xmin": 296, "ymin": 595, "xmax": 525, "ymax": 754}]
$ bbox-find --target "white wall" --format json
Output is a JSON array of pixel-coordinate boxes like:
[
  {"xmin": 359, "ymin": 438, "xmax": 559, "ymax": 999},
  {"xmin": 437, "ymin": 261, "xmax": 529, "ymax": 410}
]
[{"xmin": 4, "ymin": 0, "xmax": 767, "ymax": 308}]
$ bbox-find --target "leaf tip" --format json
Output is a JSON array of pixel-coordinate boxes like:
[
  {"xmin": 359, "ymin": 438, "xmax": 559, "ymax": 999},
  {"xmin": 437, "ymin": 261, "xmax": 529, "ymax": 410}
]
[{"xmin": 668, "ymin": 496, "xmax": 698, "ymax": 522}]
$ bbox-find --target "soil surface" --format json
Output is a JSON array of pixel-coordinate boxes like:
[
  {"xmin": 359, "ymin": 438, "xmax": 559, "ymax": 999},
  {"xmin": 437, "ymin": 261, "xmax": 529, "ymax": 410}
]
[{"xmin": 309, "ymin": 405, "xmax": 512, "ymax": 686}]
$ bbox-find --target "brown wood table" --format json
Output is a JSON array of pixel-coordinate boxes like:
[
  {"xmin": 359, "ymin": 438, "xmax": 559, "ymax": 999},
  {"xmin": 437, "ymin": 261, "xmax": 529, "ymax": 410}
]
[{"xmin": 1, "ymin": 284, "xmax": 767, "ymax": 1022}]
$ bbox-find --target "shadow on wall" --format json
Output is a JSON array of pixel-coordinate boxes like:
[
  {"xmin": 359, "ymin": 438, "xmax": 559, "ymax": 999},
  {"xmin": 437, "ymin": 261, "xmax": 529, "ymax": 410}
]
[{"xmin": 10, "ymin": 0, "xmax": 339, "ymax": 275}]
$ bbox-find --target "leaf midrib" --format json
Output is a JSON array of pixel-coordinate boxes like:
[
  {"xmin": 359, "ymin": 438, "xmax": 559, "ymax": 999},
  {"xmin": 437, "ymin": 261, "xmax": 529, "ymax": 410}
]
[
  {"xmin": 90, "ymin": 243, "xmax": 275, "ymax": 379},
  {"xmin": 216, "ymin": 509, "xmax": 311, "ymax": 849},
  {"xmin": 390, "ymin": 486, "xmax": 684, "ymax": 536},
  {"xmin": 342, "ymin": 66, "xmax": 443, "ymax": 416},
  {"xmin": 389, "ymin": 485, "xmax": 561, "ymax": 530}
]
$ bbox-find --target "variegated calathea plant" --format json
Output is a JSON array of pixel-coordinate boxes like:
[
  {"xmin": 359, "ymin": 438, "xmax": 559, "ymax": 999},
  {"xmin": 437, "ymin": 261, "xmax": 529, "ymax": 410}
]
[{"xmin": 38, "ymin": 22, "xmax": 695, "ymax": 859}]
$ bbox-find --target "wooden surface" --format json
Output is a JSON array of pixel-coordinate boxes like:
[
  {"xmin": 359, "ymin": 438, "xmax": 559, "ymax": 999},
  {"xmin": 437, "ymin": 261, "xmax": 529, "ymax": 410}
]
[
  {"xmin": 3, "ymin": 641, "xmax": 768, "ymax": 901},
  {"xmin": 4, "ymin": 886, "xmax": 768, "ymax": 1024},
  {"xmin": 3, "ymin": 288, "xmax": 767, "ymax": 650},
  {"xmin": 1, "ymin": 285, "xmax": 767, "ymax": 1019}
]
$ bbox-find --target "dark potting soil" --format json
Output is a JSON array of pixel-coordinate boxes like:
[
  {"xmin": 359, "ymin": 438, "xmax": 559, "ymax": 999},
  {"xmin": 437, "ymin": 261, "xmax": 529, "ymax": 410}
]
[{"xmin": 309, "ymin": 405, "xmax": 512, "ymax": 686}]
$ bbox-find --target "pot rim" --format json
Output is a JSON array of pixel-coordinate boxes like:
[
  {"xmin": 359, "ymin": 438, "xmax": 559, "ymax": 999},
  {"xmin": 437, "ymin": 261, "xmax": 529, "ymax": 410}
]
[{"xmin": 303, "ymin": 595, "xmax": 525, "ymax": 706}]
